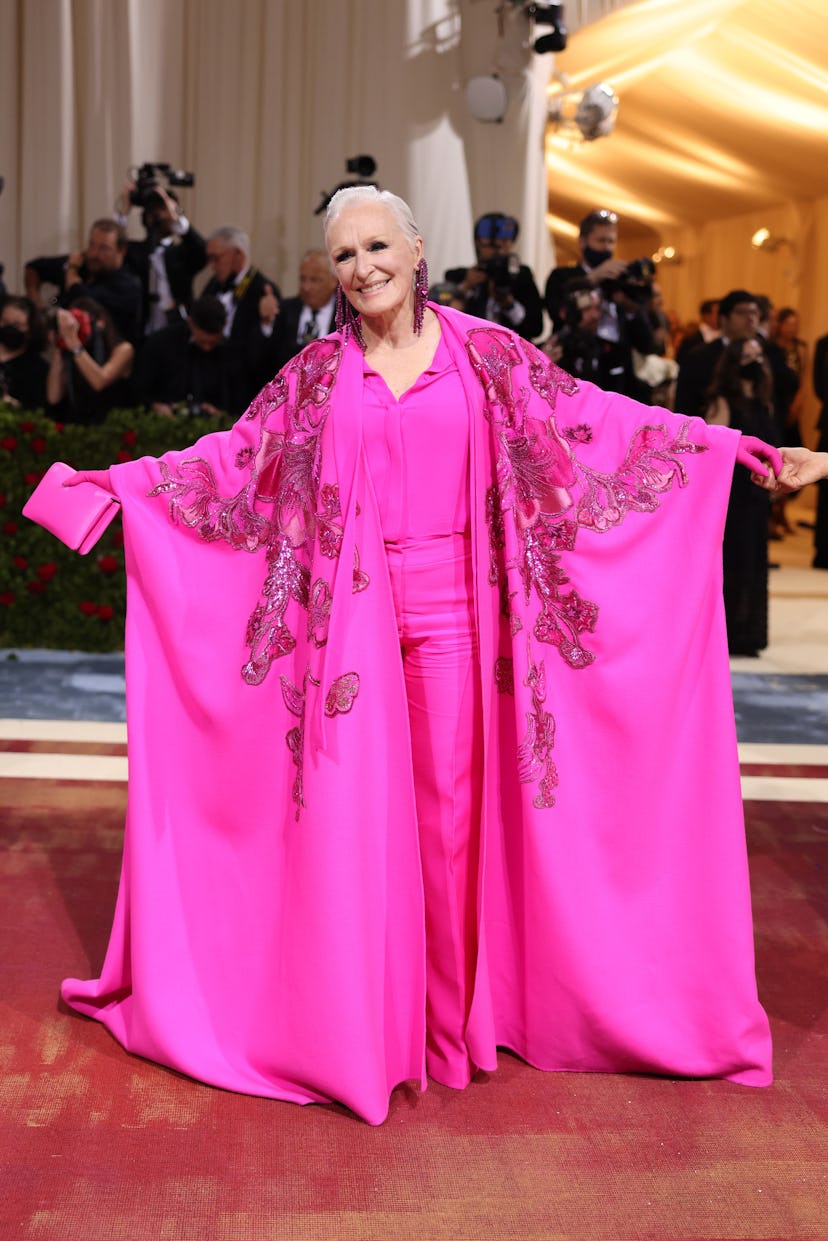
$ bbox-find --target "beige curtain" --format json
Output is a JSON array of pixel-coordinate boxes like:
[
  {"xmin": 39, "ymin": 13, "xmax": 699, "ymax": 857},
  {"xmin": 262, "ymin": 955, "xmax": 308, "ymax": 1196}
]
[{"xmin": 0, "ymin": 1, "xmax": 633, "ymax": 302}]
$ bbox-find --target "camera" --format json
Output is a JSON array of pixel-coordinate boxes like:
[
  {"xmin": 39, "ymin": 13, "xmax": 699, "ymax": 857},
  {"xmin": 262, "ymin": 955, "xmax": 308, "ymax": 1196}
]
[
  {"xmin": 480, "ymin": 252, "xmax": 520, "ymax": 296},
  {"xmin": 129, "ymin": 162, "xmax": 195, "ymax": 208},
  {"xmin": 314, "ymin": 155, "xmax": 379, "ymax": 215},
  {"xmin": 602, "ymin": 256, "xmax": 655, "ymax": 304}
]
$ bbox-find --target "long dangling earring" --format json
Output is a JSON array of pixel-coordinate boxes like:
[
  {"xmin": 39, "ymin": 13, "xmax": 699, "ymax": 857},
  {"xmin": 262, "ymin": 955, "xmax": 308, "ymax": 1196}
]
[
  {"xmin": 413, "ymin": 257, "xmax": 429, "ymax": 335},
  {"xmin": 335, "ymin": 284, "xmax": 365, "ymax": 351}
]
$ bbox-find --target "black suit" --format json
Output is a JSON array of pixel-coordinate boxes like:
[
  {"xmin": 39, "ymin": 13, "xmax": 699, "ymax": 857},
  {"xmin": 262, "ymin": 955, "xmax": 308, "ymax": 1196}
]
[
  {"xmin": 202, "ymin": 268, "xmax": 282, "ymax": 415},
  {"xmin": 674, "ymin": 337, "xmax": 726, "ymax": 418},
  {"xmin": 544, "ymin": 261, "xmax": 656, "ymax": 400},
  {"xmin": 444, "ymin": 263, "xmax": 544, "ymax": 340},
  {"xmin": 125, "ymin": 225, "xmax": 208, "ymax": 330},
  {"xmin": 675, "ymin": 335, "xmax": 799, "ymax": 422},
  {"xmin": 133, "ymin": 320, "xmax": 230, "ymax": 413},
  {"xmin": 26, "ymin": 254, "xmax": 143, "ymax": 345},
  {"xmin": 272, "ymin": 296, "xmax": 336, "ymax": 370}
]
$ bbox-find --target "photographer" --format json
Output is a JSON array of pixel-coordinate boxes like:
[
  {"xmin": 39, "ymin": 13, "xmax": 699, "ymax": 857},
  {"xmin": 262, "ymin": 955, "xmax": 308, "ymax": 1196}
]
[
  {"xmin": 25, "ymin": 218, "xmax": 143, "ymax": 346},
  {"xmin": 550, "ymin": 279, "xmax": 644, "ymax": 398},
  {"xmin": 132, "ymin": 294, "xmax": 229, "ymax": 418},
  {"xmin": 45, "ymin": 299, "xmax": 134, "ymax": 424},
  {"xmin": 544, "ymin": 208, "xmax": 656, "ymax": 399},
  {"xmin": 444, "ymin": 213, "xmax": 543, "ymax": 340},
  {"xmin": 115, "ymin": 165, "xmax": 207, "ymax": 335}
]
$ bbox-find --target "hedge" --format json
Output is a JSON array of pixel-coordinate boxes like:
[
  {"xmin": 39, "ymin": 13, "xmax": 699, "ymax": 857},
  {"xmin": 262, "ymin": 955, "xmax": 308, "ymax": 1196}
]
[{"xmin": 1, "ymin": 404, "xmax": 233, "ymax": 651}]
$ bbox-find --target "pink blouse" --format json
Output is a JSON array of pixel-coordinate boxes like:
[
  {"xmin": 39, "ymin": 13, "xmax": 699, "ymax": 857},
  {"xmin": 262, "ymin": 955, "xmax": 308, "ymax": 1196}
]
[{"xmin": 361, "ymin": 333, "xmax": 470, "ymax": 541}]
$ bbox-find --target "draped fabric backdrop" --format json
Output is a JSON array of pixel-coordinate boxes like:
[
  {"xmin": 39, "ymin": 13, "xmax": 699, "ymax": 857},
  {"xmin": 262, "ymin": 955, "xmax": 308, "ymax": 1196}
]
[{"xmin": 0, "ymin": 1, "xmax": 627, "ymax": 303}]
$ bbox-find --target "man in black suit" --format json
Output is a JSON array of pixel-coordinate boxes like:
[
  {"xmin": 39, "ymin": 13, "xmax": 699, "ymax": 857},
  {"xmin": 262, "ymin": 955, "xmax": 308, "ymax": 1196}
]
[
  {"xmin": 543, "ymin": 208, "xmax": 656, "ymax": 399},
  {"xmin": 203, "ymin": 226, "xmax": 281, "ymax": 415},
  {"xmin": 444, "ymin": 213, "xmax": 544, "ymax": 340},
  {"xmin": 675, "ymin": 298, "xmax": 720, "ymax": 365},
  {"xmin": 115, "ymin": 182, "xmax": 208, "ymax": 334},
  {"xmin": 274, "ymin": 249, "xmax": 338, "ymax": 369},
  {"xmin": 25, "ymin": 218, "xmax": 143, "ymax": 345},
  {"xmin": 133, "ymin": 294, "xmax": 230, "ymax": 417},
  {"xmin": 675, "ymin": 289, "xmax": 799, "ymax": 421}
]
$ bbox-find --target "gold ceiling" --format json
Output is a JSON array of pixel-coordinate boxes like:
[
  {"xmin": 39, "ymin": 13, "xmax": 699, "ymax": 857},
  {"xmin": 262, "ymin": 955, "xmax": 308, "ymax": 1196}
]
[{"xmin": 544, "ymin": 0, "xmax": 828, "ymax": 257}]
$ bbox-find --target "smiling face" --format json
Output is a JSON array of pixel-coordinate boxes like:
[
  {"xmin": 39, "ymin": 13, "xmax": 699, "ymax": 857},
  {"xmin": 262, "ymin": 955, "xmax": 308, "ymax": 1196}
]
[{"xmin": 326, "ymin": 203, "xmax": 422, "ymax": 329}]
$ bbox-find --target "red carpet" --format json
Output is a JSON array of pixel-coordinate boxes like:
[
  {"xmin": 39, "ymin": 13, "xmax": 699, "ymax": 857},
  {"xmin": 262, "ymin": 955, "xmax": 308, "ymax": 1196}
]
[{"xmin": 2, "ymin": 780, "xmax": 826, "ymax": 1240}]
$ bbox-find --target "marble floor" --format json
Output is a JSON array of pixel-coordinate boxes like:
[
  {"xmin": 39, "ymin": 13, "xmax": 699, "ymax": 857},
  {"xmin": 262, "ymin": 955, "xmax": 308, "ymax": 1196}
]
[{"xmin": 1, "ymin": 493, "xmax": 826, "ymax": 799}]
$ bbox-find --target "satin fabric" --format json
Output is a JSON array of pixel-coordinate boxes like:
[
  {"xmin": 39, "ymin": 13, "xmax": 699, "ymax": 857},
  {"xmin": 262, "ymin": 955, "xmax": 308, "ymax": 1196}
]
[{"xmin": 53, "ymin": 305, "xmax": 771, "ymax": 1124}]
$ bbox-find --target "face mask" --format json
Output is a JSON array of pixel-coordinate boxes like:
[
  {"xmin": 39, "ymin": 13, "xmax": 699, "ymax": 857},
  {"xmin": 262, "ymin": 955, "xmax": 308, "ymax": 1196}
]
[
  {"xmin": 582, "ymin": 246, "xmax": 613, "ymax": 269},
  {"xmin": 0, "ymin": 324, "xmax": 26, "ymax": 350},
  {"xmin": 740, "ymin": 361, "xmax": 764, "ymax": 383}
]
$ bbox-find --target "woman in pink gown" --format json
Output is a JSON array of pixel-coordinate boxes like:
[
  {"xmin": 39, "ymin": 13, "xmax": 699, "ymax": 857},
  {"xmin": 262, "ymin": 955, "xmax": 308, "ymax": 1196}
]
[{"xmin": 35, "ymin": 187, "xmax": 778, "ymax": 1124}]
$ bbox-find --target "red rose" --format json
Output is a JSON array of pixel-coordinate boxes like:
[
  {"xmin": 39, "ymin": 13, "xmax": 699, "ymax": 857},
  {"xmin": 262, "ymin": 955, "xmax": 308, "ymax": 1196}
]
[
  {"xmin": 0, "ymin": 493, "xmax": 6, "ymax": 507},
  {"xmin": 54, "ymin": 423, "xmax": 64, "ymax": 432},
  {"xmin": 27, "ymin": 580, "xmax": 46, "ymax": 594},
  {"xmin": 13, "ymin": 555, "xmax": 27, "ymax": 570},
  {"xmin": 78, "ymin": 601, "xmax": 98, "ymax": 616},
  {"xmin": 111, "ymin": 528, "xmax": 124, "ymax": 548},
  {"xmin": 31, "ymin": 437, "xmax": 47, "ymax": 454},
  {"xmin": 98, "ymin": 555, "xmax": 119, "ymax": 573},
  {"xmin": 3, "ymin": 520, "xmax": 18, "ymax": 536},
  {"xmin": 25, "ymin": 472, "xmax": 42, "ymax": 487},
  {"xmin": 122, "ymin": 429, "xmax": 138, "ymax": 447},
  {"xmin": 116, "ymin": 449, "xmax": 133, "ymax": 463},
  {"xmin": 0, "ymin": 591, "xmax": 14, "ymax": 606},
  {"xmin": 37, "ymin": 562, "xmax": 58, "ymax": 581},
  {"xmin": 98, "ymin": 605, "xmax": 115, "ymax": 621},
  {"xmin": 0, "ymin": 437, "xmax": 18, "ymax": 453},
  {"xmin": 18, "ymin": 420, "xmax": 35, "ymax": 433}
]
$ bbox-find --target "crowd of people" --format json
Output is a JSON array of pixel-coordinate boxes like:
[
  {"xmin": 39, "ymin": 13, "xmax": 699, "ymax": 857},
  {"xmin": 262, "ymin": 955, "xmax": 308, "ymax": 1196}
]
[{"xmin": 3, "ymin": 194, "xmax": 826, "ymax": 621}]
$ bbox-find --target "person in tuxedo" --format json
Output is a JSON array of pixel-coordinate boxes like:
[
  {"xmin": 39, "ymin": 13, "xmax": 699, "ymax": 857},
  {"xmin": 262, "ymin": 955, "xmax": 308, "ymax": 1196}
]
[
  {"xmin": 444, "ymin": 213, "xmax": 543, "ymax": 340},
  {"xmin": 115, "ymin": 182, "xmax": 208, "ymax": 335},
  {"xmin": 202, "ymin": 226, "xmax": 281, "ymax": 415},
  {"xmin": 273, "ymin": 249, "xmax": 337, "ymax": 369},
  {"xmin": 674, "ymin": 290, "xmax": 761, "ymax": 419},
  {"xmin": 132, "ymin": 294, "xmax": 230, "ymax": 418},
  {"xmin": 675, "ymin": 298, "xmax": 720, "ymax": 365},
  {"xmin": 544, "ymin": 208, "xmax": 656, "ymax": 400}
]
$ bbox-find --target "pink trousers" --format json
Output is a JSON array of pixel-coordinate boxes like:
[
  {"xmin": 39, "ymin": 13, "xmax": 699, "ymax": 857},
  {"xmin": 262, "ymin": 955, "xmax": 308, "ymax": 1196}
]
[{"xmin": 385, "ymin": 533, "xmax": 482, "ymax": 1088}]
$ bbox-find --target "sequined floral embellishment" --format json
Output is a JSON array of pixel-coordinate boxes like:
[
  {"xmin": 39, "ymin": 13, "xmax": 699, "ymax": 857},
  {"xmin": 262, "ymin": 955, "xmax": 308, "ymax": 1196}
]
[
  {"xmin": 517, "ymin": 642, "xmax": 558, "ymax": 809},
  {"xmin": 307, "ymin": 578, "xmax": 333, "ymax": 647},
  {"xmin": 576, "ymin": 421, "xmax": 707, "ymax": 534},
  {"xmin": 324, "ymin": 672, "xmax": 360, "ymax": 718},
  {"xmin": 562, "ymin": 423, "xmax": 593, "ymax": 444}
]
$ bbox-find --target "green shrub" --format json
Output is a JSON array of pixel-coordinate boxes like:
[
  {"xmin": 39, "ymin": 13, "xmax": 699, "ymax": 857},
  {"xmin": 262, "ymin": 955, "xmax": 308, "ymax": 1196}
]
[{"xmin": 1, "ymin": 404, "xmax": 233, "ymax": 651}]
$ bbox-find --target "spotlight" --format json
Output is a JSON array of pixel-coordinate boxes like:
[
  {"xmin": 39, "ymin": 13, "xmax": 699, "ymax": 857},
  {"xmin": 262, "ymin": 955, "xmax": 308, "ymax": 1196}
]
[{"xmin": 527, "ymin": 3, "xmax": 567, "ymax": 54}]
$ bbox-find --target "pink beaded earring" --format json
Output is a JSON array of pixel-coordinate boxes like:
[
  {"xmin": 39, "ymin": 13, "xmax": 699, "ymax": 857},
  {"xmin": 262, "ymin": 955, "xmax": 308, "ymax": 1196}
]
[
  {"xmin": 413, "ymin": 258, "xmax": 429, "ymax": 335},
  {"xmin": 335, "ymin": 285, "xmax": 365, "ymax": 351}
]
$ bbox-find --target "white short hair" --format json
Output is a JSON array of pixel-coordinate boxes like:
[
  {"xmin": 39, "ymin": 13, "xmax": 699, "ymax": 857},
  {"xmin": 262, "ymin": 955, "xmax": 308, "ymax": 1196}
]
[
  {"xmin": 323, "ymin": 186, "xmax": 421, "ymax": 250},
  {"xmin": 207, "ymin": 226, "xmax": 251, "ymax": 258}
]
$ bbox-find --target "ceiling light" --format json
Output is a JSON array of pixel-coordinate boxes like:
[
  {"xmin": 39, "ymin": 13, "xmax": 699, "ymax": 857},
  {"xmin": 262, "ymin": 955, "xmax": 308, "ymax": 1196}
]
[
  {"xmin": 548, "ymin": 82, "xmax": 618, "ymax": 144},
  {"xmin": 652, "ymin": 246, "xmax": 681, "ymax": 265},
  {"xmin": 751, "ymin": 228, "xmax": 792, "ymax": 252}
]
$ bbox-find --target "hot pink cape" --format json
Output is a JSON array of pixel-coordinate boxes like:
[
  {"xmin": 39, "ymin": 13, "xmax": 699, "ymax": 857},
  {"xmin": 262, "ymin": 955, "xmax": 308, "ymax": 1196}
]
[{"xmin": 56, "ymin": 306, "xmax": 771, "ymax": 1123}]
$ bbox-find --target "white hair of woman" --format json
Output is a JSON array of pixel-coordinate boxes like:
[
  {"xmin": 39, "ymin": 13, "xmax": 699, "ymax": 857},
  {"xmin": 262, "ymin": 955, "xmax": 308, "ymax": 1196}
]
[{"xmin": 324, "ymin": 185, "xmax": 421, "ymax": 250}]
